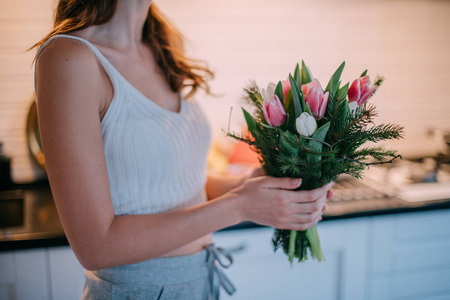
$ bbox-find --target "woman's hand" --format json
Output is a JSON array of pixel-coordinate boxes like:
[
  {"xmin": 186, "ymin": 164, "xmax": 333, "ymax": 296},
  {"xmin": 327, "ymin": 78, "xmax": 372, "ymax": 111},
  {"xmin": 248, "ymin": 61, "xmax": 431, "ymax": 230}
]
[
  {"xmin": 247, "ymin": 166, "xmax": 266, "ymax": 179},
  {"xmin": 231, "ymin": 176, "xmax": 333, "ymax": 231}
]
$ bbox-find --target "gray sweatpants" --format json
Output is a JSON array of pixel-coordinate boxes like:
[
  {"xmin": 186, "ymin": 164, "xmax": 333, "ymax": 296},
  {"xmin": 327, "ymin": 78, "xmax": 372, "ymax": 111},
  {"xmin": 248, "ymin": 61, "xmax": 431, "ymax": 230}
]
[{"xmin": 80, "ymin": 244, "xmax": 235, "ymax": 300}]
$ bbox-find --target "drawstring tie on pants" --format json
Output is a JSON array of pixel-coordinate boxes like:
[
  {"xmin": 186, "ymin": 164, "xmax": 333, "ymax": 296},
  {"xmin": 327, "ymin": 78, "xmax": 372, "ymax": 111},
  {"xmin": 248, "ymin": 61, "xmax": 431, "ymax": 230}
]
[{"xmin": 205, "ymin": 243, "xmax": 236, "ymax": 300}]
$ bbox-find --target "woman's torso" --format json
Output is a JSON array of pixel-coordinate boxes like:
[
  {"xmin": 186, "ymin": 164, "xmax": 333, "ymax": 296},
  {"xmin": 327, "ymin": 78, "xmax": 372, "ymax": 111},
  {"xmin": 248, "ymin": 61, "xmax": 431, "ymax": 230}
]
[{"xmin": 39, "ymin": 32, "xmax": 213, "ymax": 258}]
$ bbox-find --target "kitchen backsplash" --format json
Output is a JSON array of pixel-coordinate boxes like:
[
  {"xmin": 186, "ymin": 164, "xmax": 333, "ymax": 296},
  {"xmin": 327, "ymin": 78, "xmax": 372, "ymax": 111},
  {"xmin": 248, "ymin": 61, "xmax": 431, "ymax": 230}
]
[{"xmin": 1, "ymin": 0, "xmax": 449, "ymax": 183}]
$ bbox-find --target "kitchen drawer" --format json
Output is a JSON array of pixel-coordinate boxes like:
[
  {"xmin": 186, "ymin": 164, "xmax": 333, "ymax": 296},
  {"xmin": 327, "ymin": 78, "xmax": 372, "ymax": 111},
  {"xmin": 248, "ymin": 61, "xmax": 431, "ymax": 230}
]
[
  {"xmin": 370, "ymin": 209, "xmax": 450, "ymax": 274},
  {"xmin": 14, "ymin": 249, "xmax": 49, "ymax": 300},
  {"xmin": 391, "ymin": 268, "xmax": 450, "ymax": 299},
  {"xmin": 368, "ymin": 274, "xmax": 450, "ymax": 300},
  {"xmin": 392, "ymin": 240, "xmax": 450, "ymax": 272},
  {"xmin": 0, "ymin": 248, "xmax": 49, "ymax": 300},
  {"xmin": 213, "ymin": 218, "xmax": 369, "ymax": 300},
  {"xmin": 394, "ymin": 209, "xmax": 450, "ymax": 242},
  {"xmin": 0, "ymin": 252, "xmax": 15, "ymax": 285},
  {"xmin": 213, "ymin": 227, "xmax": 340, "ymax": 300},
  {"xmin": 48, "ymin": 246, "xmax": 85, "ymax": 300}
]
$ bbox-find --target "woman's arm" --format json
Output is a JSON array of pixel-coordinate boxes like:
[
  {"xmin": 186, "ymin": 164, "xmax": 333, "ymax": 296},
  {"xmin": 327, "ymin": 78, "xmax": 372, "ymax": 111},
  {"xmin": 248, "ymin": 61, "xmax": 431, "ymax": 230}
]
[
  {"xmin": 35, "ymin": 39, "xmax": 243, "ymax": 270},
  {"xmin": 205, "ymin": 167, "xmax": 265, "ymax": 200},
  {"xmin": 36, "ymin": 38, "xmax": 332, "ymax": 271}
]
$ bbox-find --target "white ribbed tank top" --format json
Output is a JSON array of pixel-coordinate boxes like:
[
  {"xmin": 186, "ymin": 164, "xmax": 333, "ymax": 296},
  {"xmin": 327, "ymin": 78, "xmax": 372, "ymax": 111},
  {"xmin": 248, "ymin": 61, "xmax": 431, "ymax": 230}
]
[{"xmin": 34, "ymin": 34, "xmax": 212, "ymax": 216}]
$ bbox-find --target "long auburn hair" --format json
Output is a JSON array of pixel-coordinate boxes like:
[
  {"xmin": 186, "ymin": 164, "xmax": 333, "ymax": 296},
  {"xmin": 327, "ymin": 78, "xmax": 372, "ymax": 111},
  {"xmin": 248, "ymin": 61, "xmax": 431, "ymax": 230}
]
[{"xmin": 30, "ymin": 0, "xmax": 213, "ymax": 99}]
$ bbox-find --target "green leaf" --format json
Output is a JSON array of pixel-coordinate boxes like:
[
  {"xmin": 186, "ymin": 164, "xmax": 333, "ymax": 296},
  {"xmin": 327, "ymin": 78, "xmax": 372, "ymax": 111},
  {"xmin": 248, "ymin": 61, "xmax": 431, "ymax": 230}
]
[
  {"xmin": 340, "ymin": 99, "xmax": 350, "ymax": 120},
  {"xmin": 255, "ymin": 93, "xmax": 263, "ymax": 105},
  {"xmin": 289, "ymin": 74, "xmax": 303, "ymax": 118},
  {"xmin": 294, "ymin": 63, "xmax": 301, "ymax": 88},
  {"xmin": 307, "ymin": 122, "xmax": 330, "ymax": 165},
  {"xmin": 301, "ymin": 60, "xmax": 313, "ymax": 85},
  {"xmin": 312, "ymin": 122, "xmax": 330, "ymax": 144},
  {"xmin": 305, "ymin": 103, "xmax": 312, "ymax": 116},
  {"xmin": 300, "ymin": 89, "xmax": 306, "ymax": 114},
  {"xmin": 275, "ymin": 81, "xmax": 284, "ymax": 103},
  {"xmin": 327, "ymin": 80, "xmax": 334, "ymax": 97},
  {"xmin": 360, "ymin": 69, "xmax": 368, "ymax": 77},
  {"xmin": 282, "ymin": 112, "xmax": 294, "ymax": 132},
  {"xmin": 242, "ymin": 108, "xmax": 257, "ymax": 133},
  {"xmin": 334, "ymin": 99, "xmax": 351, "ymax": 134},
  {"xmin": 284, "ymin": 89, "xmax": 292, "ymax": 111},
  {"xmin": 337, "ymin": 82, "xmax": 349, "ymax": 101},
  {"xmin": 261, "ymin": 123, "xmax": 277, "ymax": 130},
  {"xmin": 279, "ymin": 130, "xmax": 299, "ymax": 156},
  {"xmin": 325, "ymin": 61, "xmax": 345, "ymax": 96}
]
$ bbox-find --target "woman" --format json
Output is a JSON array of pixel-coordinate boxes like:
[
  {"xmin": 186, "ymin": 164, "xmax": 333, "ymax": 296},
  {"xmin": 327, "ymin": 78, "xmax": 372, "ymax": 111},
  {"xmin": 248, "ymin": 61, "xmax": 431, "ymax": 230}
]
[{"xmin": 32, "ymin": 0, "xmax": 333, "ymax": 299}]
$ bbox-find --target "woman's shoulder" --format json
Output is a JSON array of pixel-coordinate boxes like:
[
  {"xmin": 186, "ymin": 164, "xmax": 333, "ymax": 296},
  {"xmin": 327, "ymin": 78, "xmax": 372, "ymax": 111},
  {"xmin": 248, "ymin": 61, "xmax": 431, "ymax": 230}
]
[
  {"xmin": 35, "ymin": 35, "xmax": 112, "ymax": 113},
  {"xmin": 36, "ymin": 35, "xmax": 100, "ymax": 72}
]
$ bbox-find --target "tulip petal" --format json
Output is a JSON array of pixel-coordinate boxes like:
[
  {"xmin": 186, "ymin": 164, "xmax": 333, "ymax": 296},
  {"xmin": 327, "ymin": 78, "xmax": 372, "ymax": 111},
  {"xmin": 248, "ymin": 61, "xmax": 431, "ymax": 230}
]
[
  {"xmin": 261, "ymin": 88, "xmax": 267, "ymax": 101},
  {"xmin": 296, "ymin": 112, "xmax": 317, "ymax": 136},
  {"xmin": 282, "ymin": 77, "xmax": 291, "ymax": 99},
  {"xmin": 275, "ymin": 95, "xmax": 287, "ymax": 116},
  {"xmin": 308, "ymin": 90, "xmax": 321, "ymax": 116},
  {"xmin": 267, "ymin": 83, "xmax": 276, "ymax": 99},
  {"xmin": 305, "ymin": 115, "xmax": 318, "ymax": 135},
  {"xmin": 360, "ymin": 83, "xmax": 369, "ymax": 97},
  {"xmin": 262, "ymin": 100, "xmax": 272, "ymax": 126},
  {"xmin": 318, "ymin": 92, "xmax": 329, "ymax": 120},
  {"xmin": 348, "ymin": 78, "xmax": 361, "ymax": 103},
  {"xmin": 348, "ymin": 101, "xmax": 358, "ymax": 115},
  {"xmin": 361, "ymin": 75, "xmax": 371, "ymax": 86},
  {"xmin": 296, "ymin": 116, "xmax": 307, "ymax": 136},
  {"xmin": 313, "ymin": 79, "xmax": 324, "ymax": 92},
  {"xmin": 301, "ymin": 84, "xmax": 308, "ymax": 95},
  {"xmin": 262, "ymin": 95, "xmax": 287, "ymax": 127},
  {"xmin": 358, "ymin": 86, "xmax": 377, "ymax": 105}
]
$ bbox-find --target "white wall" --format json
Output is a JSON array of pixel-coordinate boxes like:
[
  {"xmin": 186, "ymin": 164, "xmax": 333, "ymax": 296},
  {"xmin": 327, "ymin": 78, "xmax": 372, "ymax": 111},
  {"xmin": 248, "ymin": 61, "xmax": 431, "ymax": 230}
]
[
  {"xmin": 1, "ymin": 0, "xmax": 449, "ymax": 183},
  {"xmin": 0, "ymin": 0, "xmax": 54, "ymax": 182}
]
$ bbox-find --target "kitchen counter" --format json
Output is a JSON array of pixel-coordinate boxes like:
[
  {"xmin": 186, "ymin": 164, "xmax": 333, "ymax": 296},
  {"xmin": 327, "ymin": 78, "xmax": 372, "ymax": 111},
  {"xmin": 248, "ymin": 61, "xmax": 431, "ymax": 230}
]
[{"xmin": 2, "ymin": 176, "xmax": 450, "ymax": 252}]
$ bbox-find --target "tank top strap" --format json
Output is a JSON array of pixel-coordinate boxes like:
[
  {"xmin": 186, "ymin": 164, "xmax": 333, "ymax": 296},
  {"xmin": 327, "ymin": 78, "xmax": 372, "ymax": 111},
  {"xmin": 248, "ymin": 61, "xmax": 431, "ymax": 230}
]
[{"xmin": 34, "ymin": 34, "xmax": 121, "ymax": 101}]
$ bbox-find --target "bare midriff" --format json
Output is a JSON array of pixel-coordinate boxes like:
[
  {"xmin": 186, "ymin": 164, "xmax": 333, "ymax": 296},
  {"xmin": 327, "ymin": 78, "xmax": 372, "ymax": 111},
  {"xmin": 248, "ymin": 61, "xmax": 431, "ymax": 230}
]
[{"xmin": 157, "ymin": 233, "xmax": 213, "ymax": 257}]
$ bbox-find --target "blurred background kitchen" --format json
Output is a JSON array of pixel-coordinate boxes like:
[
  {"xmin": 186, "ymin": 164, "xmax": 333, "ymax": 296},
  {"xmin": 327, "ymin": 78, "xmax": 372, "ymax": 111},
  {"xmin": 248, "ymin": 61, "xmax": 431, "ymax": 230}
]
[{"xmin": 1, "ymin": 0, "xmax": 450, "ymax": 299}]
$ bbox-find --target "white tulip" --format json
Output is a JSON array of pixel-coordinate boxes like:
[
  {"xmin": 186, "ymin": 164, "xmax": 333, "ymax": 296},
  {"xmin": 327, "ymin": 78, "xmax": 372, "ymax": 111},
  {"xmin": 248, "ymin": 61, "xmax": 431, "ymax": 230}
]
[
  {"xmin": 296, "ymin": 112, "xmax": 317, "ymax": 137},
  {"xmin": 348, "ymin": 101, "xmax": 358, "ymax": 115},
  {"xmin": 261, "ymin": 83, "xmax": 277, "ymax": 102}
]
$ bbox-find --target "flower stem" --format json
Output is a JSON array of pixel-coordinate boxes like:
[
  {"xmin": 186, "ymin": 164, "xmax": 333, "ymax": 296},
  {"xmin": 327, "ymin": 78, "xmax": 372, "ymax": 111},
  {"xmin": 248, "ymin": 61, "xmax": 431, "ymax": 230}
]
[
  {"xmin": 288, "ymin": 229, "xmax": 297, "ymax": 267},
  {"xmin": 305, "ymin": 225, "xmax": 325, "ymax": 261}
]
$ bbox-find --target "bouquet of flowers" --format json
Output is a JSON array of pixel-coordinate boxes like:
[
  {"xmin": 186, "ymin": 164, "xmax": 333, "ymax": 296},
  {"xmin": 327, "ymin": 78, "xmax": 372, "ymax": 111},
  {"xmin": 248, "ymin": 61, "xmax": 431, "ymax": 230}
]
[{"xmin": 227, "ymin": 61, "xmax": 404, "ymax": 265}]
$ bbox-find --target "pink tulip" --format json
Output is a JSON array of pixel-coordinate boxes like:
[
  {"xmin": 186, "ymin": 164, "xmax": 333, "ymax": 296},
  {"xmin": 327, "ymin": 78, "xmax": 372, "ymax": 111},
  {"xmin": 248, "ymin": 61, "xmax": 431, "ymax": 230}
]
[
  {"xmin": 262, "ymin": 83, "xmax": 287, "ymax": 127},
  {"xmin": 348, "ymin": 75, "xmax": 377, "ymax": 106},
  {"xmin": 282, "ymin": 78, "xmax": 291, "ymax": 100},
  {"xmin": 301, "ymin": 79, "xmax": 329, "ymax": 120}
]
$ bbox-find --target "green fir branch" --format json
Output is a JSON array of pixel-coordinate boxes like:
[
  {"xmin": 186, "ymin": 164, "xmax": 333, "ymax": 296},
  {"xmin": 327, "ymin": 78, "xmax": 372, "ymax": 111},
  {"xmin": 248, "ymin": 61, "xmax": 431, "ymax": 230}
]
[
  {"xmin": 225, "ymin": 130, "xmax": 256, "ymax": 146},
  {"xmin": 350, "ymin": 146, "xmax": 399, "ymax": 161},
  {"xmin": 370, "ymin": 76, "xmax": 384, "ymax": 98},
  {"xmin": 341, "ymin": 123, "xmax": 404, "ymax": 154},
  {"xmin": 337, "ymin": 154, "xmax": 402, "ymax": 167},
  {"xmin": 333, "ymin": 103, "xmax": 378, "ymax": 142}
]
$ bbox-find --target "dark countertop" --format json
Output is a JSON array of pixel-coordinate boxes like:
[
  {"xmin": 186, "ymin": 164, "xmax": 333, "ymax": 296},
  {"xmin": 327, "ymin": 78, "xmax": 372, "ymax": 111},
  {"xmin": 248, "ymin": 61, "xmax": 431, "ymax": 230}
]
[{"xmin": 1, "ymin": 178, "xmax": 450, "ymax": 252}]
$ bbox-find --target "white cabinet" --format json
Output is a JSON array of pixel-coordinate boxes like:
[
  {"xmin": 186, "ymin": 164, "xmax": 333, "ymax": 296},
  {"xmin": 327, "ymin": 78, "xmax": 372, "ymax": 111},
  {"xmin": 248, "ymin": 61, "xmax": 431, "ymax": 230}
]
[
  {"xmin": 0, "ymin": 247, "xmax": 84, "ymax": 300},
  {"xmin": 47, "ymin": 247, "xmax": 85, "ymax": 300},
  {"xmin": 0, "ymin": 251, "xmax": 15, "ymax": 300},
  {"xmin": 366, "ymin": 209, "xmax": 450, "ymax": 300},
  {"xmin": 0, "ymin": 249, "xmax": 49, "ymax": 300},
  {"xmin": 213, "ymin": 217, "xmax": 369, "ymax": 300},
  {"xmin": 1, "ymin": 209, "xmax": 449, "ymax": 300},
  {"xmin": 213, "ymin": 209, "xmax": 450, "ymax": 300}
]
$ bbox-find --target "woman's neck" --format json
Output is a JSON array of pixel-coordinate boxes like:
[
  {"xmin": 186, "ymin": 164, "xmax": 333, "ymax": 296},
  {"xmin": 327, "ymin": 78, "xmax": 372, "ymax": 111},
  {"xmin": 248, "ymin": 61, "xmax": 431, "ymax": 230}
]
[{"xmin": 81, "ymin": 0, "xmax": 152, "ymax": 51}]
